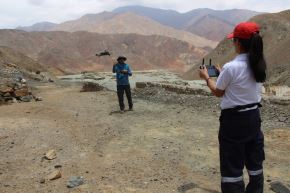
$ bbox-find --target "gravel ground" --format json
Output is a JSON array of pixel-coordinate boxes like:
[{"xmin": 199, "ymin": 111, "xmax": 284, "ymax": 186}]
[{"xmin": 0, "ymin": 83, "xmax": 289, "ymax": 193}]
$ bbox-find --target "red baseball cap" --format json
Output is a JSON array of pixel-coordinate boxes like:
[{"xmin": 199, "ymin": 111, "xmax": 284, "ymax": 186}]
[{"xmin": 227, "ymin": 22, "xmax": 260, "ymax": 39}]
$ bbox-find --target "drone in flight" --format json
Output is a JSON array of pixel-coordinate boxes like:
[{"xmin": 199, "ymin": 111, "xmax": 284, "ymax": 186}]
[{"xmin": 96, "ymin": 50, "xmax": 111, "ymax": 57}]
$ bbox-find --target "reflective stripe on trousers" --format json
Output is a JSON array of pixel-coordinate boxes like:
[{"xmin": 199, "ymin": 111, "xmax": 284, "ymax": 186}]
[
  {"xmin": 221, "ymin": 169, "xmax": 263, "ymax": 183},
  {"xmin": 221, "ymin": 176, "xmax": 243, "ymax": 183},
  {"xmin": 248, "ymin": 169, "xmax": 263, "ymax": 176}
]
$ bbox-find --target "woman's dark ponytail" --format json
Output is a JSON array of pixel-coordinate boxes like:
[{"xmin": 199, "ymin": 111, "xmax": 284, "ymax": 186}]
[
  {"xmin": 248, "ymin": 34, "xmax": 267, "ymax": 82},
  {"xmin": 238, "ymin": 34, "xmax": 267, "ymax": 83}
]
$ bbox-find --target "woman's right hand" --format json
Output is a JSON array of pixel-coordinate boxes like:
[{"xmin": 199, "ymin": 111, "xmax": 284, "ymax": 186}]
[{"xmin": 199, "ymin": 67, "xmax": 210, "ymax": 80}]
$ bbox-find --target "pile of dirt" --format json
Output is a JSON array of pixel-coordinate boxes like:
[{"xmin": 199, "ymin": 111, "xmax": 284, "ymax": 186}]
[
  {"xmin": 183, "ymin": 10, "xmax": 290, "ymax": 86},
  {"xmin": 81, "ymin": 82, "xmax": 106, "ymax": 92}
]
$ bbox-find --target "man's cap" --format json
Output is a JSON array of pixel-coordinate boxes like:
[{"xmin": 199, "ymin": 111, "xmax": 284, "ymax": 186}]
[
  {"xmin": 227, "ymin": 22, "xmax": 260, "ymax": 39},
  {"xmin": 117, "ymin": 56, "xmax": 127, "ymax": 61}
]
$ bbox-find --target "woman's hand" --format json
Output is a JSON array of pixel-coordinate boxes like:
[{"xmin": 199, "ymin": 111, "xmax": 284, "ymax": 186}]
[{"xmin": 199, "ymin": 67, "xmax": 210, "ymax": 80}]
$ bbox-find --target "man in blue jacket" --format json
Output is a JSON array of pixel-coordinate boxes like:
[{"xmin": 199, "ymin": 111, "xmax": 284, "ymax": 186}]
[{"xmin": 113, "ymin": 56, "xmax": 133, "ymax": 112}]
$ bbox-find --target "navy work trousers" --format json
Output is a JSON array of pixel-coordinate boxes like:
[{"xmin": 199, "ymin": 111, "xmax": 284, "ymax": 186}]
[{"xmin": 219, "ymin": 108, "xmax": 265, "ymax": 193}]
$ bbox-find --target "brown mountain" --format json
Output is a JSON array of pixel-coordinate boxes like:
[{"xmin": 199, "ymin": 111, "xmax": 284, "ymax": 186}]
[
  {"xmin": 113, "ymin": 6, "xmax": 261, "ymax": 41},
  {"xmin": 52, "ymin": 12, "xmax": 217, "ymax": 48},
  {"xmin": 183, "ymin": 14, "xmax": 235, "ymax": 41},
  {"xmin": 183, "ymin": 10, "xmax": 290, "ymax": 86},
  {"xmin": 181, "ymin": 9, "xmax": 261, "ymax": 41},
  {"xmin": 0, "ymin": 30, "xmax": 208, "ymax": 74}
]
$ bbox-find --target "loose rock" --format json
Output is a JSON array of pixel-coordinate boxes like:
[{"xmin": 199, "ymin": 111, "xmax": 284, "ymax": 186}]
[
  {"xmin": 39, "ymin": 178, "xmax": 45, "ymax": 184},
  {"xmin": 34, "ymin": 96, "xmax": 43, "ymax": 102},
  {"xmin": 270, "ymin": 181, "xmax": 290, "ymax": 193},
  {"xmin": 44, "ymin": 150, "xmax": 57, "ymax": 160},
  {"xmin": 67, "ymin": 176, "xmax": 84, "ymax": 188},
  {"xmin": 20, "ymin": 95, "xmax": 33, "ymax": 102},
  {"xmin": 54, "ymin": 165, "xmax": 62, "ymax": 169},
  {"xmin": 47, "ymin": 170, "xmax": 61, "ymax": 181}
]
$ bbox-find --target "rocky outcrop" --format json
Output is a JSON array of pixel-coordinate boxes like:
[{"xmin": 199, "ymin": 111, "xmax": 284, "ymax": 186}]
[{"xmin": 0, "ymin": 80, "xmax": 41, "ymax": 105}]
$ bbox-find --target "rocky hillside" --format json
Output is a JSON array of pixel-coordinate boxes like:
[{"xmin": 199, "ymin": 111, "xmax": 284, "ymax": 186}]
[
  {"xmin": 0, "ymin": 46, "xmax": 46, "ymax": 83},
  {"xmin": 182, "ymin": 14, "xmax": 236, "ymax": 41},
  {"xmin": 183, "ymin": 10, "xmax": 290, "ymax": 86},
  {"xmin": 52, "ymin": 12, "xmax": 217, "ymax": 48},
  {"xmin": 0, "ymin": 30, "xmax": 208, "ymax": 73}
]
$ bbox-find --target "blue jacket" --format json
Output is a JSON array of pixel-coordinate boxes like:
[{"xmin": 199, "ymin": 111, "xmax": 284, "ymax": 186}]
[{"xmin": 112, "ymin": 63, "xmax": 132, "ymax": 85}]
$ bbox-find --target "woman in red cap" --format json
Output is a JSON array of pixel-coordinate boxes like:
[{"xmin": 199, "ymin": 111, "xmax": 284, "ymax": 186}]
[{"xmin": 199, "ymin": 22, "xmax": 267, "ymax": 193}]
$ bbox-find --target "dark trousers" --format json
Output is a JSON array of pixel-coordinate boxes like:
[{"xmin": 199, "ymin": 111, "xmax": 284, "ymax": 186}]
[
  {"xmin": 117, "ymin": 85, "xmax": 133, "ymax": 110},
  {"xmin": 219, "ymin": 109, "xmax": 265, "ymax": 193}
]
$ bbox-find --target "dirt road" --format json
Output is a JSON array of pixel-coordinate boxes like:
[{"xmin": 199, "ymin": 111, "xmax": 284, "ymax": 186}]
[{"xmin": 0, "ymin": 84, "xmax": 289, "ymax": 193}]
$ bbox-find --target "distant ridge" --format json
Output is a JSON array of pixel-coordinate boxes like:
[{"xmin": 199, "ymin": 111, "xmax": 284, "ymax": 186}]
[
  {"xmin": 17, "ymin": 22, "xmax": 57, "ymax": 32},
  {"xmin": 17, "ymin": 6, "xmax": 261, "ymax": 41},
  {"xmin": 113, "ymin": 6, "xmax": 261, "ymax": 41},
  {"xmin": 51, "ymin": 12, "xmax": 217, "ymax": 48}
]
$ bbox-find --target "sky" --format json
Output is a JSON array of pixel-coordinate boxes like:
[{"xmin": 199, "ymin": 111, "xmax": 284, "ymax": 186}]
[{"xmin": 0, "ymin": 0, "xmax": 290, "ymax": 29}]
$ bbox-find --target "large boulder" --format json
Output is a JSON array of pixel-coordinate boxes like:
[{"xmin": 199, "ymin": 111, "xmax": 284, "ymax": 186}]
[
  {"xmin": 0, "ymin": 85, "xmax": 13, "ymax": 94},
  {"xmin": 14, "ymin": 86, "xmax": 30, "ymax": 97}
]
